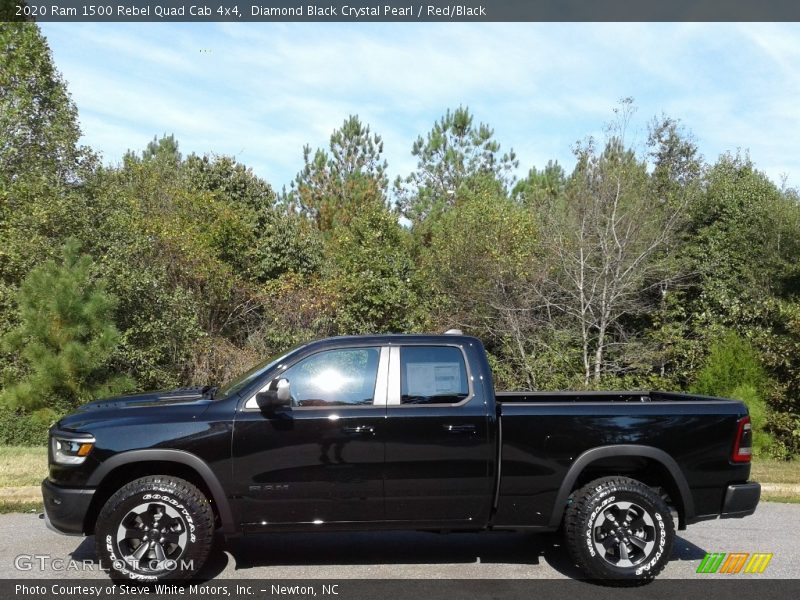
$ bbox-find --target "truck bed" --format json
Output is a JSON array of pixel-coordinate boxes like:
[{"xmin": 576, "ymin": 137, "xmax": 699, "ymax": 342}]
[{"xmin": 492, "ymin": 390, "xmax": 749, "ymax": 530}]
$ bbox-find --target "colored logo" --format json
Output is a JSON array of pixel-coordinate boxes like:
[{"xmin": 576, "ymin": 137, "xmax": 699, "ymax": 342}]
[{"xmin": 696, "ymin": 552, "xmax": 773, "ymax": 574}]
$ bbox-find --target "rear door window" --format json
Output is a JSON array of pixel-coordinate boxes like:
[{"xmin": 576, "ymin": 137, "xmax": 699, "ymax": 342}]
[{"xmin": 400, "ymin": 346, "xmax": 469, "ymax": 405}]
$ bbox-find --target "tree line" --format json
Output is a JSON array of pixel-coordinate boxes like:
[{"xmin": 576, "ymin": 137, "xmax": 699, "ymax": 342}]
[{"xmin": 1, "ymin": 23, "xmax": 799, "ymax": 457}]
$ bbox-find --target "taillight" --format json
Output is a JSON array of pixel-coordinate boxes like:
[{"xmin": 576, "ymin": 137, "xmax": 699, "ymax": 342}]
[{"xmin": 731, "ymin": 416, "xmax": 752, "ymax": 463}]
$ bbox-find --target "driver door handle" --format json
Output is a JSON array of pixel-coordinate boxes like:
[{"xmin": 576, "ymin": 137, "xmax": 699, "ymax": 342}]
[
  {"xmin": 342, "ymin": 425, "xmax": 375, "ymax": 435},
  {"xmin": 443, "ymin": 424, "xmax": 476, "ymax": 434}
]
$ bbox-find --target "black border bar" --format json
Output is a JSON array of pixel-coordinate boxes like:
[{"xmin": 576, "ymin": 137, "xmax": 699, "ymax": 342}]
[
  {"xmin": 4, "ymin": 0, "xmax": 800, "ymax": 22},
  {"xmin": 4, "ymin": 579, "xmax": 800, "ymax": 600}
]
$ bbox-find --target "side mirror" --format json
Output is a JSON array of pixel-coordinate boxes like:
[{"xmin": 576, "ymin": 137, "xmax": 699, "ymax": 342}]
[
  {"xmin": 275, "ymin": 378, "xmax": 291, "ymax": 403},
  {"xmin": 255, "ymin": 378, "xmax": 291, "ymax": 411}
]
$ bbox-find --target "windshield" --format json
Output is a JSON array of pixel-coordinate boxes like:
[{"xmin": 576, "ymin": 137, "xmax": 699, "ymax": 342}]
[{"xmin": 216, "ymin": 347, "xmax": 297, "ymax": 398}]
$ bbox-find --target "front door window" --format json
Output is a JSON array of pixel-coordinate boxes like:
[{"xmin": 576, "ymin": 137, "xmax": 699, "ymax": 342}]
[{"xmin": 281, "ymin": 347, "xmax": 381, "ymax": 407}]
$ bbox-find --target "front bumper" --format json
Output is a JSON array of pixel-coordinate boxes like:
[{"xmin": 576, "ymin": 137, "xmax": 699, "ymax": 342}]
[
  {"xmin": 41, "ymin": 479, "xmax": 95, "ymax": 535},
  {"xmin": 720, "ymin": 482, "xmax": 761, "ymax": 519}
]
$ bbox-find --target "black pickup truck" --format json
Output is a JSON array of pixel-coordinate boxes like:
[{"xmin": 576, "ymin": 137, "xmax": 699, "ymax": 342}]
[{"xmin": 42, "ymin": 332, "xmax": 760, "ymax": 583}]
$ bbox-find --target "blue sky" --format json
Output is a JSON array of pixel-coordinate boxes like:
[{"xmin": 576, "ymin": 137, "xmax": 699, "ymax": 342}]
[{"xmin": 39, "ymin": 22, "xmax": 800, "ymax": 190}]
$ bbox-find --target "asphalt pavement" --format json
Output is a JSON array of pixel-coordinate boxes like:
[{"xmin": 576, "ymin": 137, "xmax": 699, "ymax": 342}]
[{"xmin": 0, "ymin": 502, "xmax": 796, "ymax": 580}]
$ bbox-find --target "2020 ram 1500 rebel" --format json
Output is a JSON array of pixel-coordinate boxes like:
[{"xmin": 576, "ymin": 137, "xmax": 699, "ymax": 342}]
[{"xmin": 42, "ymin": 333, "xmax": 760, "ymax": 583}]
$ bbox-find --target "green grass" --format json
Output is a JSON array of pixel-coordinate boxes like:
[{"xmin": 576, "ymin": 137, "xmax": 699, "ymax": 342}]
[
  {"xmin": 751, "ymin": 458, "xmax": 800, "ymax": 484},
  {"xmin": 0, "ymin": 447, "xmax": 796, "ymax": 514},
  {"xmin": 761, "ymin": 492, "xmax": 800, "ymax": 503},
  {"xmin": 0, "ymin": 500, "xmax": 42, "ymax": 514},
  {"xmin": 3, "ymin": 448, "xmax": 795, "ymax": 486},
  {"xmin": 0, "ymin": 445, "xmax": 47, "ymax": 488}
]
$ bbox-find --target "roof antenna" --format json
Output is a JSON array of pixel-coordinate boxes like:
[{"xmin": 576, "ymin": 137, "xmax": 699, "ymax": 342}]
[{"xmin": 444, "ymin": 328, "xmax": 463, "ymax": 335}]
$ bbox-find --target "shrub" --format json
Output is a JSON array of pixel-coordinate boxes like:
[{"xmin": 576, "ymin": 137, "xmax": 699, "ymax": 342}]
[
  {"xmin": 692, "ymin": 332, "xmax": 774, "ymax": 456},
  {"xmin": 765, "ymin": 411, "xmax": 800, "ymax": 460},
  {"xmin": 0, "ymin": 407, "xmax": 50, "ymax": 446}
]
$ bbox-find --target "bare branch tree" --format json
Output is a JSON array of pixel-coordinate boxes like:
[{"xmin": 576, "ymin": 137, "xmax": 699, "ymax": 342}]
[{"xmin": 538, "ymin": 102, "xmax": 689, "ymax": 386}]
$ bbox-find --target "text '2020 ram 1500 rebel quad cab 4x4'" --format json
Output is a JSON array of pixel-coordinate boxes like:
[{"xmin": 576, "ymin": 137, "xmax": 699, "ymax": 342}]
[{"xmin": 42, "ymin": 332, "xmax": 760, "ymax": 583}]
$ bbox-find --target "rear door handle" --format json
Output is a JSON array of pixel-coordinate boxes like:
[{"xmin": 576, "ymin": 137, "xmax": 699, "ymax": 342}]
[
  {"xmin": 342, "ymin": 425, "xmax": 375, "ymax": 435},
  {"xmin": 443, "ymin": 424, "xmax": 476, "ymax": 434}
]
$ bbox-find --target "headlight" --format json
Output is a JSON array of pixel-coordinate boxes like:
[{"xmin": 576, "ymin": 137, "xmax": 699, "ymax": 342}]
[{"xmin": 51, "ymin": 434, "xmax": 95, "ymax": 465}]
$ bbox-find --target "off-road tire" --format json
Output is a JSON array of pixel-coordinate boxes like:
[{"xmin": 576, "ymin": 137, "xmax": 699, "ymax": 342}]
[
  {"xmin": 564, "ymin": 476, "xmax": 674, "ymax": 585},
  {"xmin": 95, "ymin": 475, "xmax": 214, "ymax": 581}
]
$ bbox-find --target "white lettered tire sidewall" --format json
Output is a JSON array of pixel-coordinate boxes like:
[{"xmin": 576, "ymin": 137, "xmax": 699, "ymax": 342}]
[
  {"xmin": 565, "ymin": 477, "xmax": 675, "ymax": 584},
  {"xmin": 94, "ymin": 475, "xmax": 214, "ymax": 581}
]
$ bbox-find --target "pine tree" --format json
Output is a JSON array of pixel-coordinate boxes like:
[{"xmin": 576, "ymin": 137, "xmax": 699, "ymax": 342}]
[
  {"xmin": 395, "ymin": 106, "xmax": 518, "ymax": 225},
  {"xmin": 1, "ymin": 239, "xmax": 134, "ymax": 421},
  {"xmin": 290, "ymin": 115, "xmax": 388, "ymax": 232}
]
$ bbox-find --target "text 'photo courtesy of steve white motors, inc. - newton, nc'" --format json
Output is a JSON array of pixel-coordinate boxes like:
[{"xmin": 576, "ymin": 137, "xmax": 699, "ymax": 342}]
[
  {"xmin": 13, "ymin": 582, "xmax": 338, "ymax": 597},
  {"xmin": 27, "ymin": 4, "xmax": 487, "ymax": 19}
]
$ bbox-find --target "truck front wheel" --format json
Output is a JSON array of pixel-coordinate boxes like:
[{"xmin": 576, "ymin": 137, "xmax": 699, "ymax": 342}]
[
  {"xmin": 94, "ymin": 475, "xmax": 214, "ymax": 581},
  {"xmin": 564, "ymin": 476, "xmax": 674, "ymax": 584}
]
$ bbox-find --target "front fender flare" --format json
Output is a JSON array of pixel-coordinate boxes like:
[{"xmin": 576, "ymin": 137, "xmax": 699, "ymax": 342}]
[{"xmin": 87, "ymin": 449, "xmax": 236, "ymax": 534}]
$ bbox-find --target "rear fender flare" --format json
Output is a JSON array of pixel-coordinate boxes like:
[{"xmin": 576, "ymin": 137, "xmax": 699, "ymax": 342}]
[{"xmin": 548, "ymin": 444, "xmax": 694, "ymax": 528}]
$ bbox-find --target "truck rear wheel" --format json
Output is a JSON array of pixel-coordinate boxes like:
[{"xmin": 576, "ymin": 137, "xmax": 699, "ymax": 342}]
[
  {"xmin": 564, "ymin": 476, "xmax": 674, "ymax": 584},
  {"xmin": 95, "ymin": 475, "xmax": 214, "ymax": 581}
]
